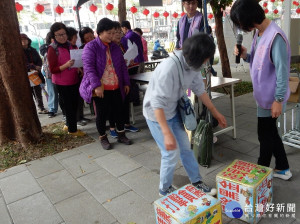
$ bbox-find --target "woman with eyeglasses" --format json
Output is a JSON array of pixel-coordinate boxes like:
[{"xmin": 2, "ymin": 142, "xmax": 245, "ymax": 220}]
[{"xmin": 47, "ymin": 22, "xmax": 85, "ymax": 137}]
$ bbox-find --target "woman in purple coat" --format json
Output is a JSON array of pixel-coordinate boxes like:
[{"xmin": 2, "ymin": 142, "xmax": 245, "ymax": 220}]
[{"xmin": 80, "ymin": 18, "xmax": 132, "ymax": 150}]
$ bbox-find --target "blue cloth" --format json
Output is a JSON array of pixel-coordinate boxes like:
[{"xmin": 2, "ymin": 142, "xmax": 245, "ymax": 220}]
[
  {"xmin": 45, "ymin": 78, "xmax": 58, "ymax": 113},
  {"xmin": 154, "ymin": 40, "xmax": 161, "ymax": 51},
  {"xmin": 146, "ymin": 112, "xmax": 202, "ymax": 192}
]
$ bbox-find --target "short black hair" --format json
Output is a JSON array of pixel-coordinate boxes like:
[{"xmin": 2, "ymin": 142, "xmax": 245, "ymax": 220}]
[
  {"xmin": 182, "ymin": 33, "xmax": 215, "ymax": 70},
  {"xmin": 67, "ymin": 27, "xmax": 78, "ymax": 41},
  {"xmin": 133, "ymin": 28, "xmax": 143, "ymax": 35},
  {"xmin": 45, "ymin": 31, "xmax": 52, "ymax": 45},
  {"xmin": 121, "ymin": 20, "xmax": 131, "ymax": 30},
  {"xmin": 50, "ymin": 22, "xmax": 68, "ymax": 38},
  {"xmin": 182, "ymin": 0, "xmax": 202, "ymax": 9},
  {"xmin": 96, "ymin": 18, "xmax": 115, "ymax": 35},
  {"xmin": 112, "ymin": 21, "xmax": 121, "ymax": 29},
  {"xmin": 230, "ymin": 0, "xmax": 265, "ymax": 32},
  {"xmin": 79, "ymin": 27, "xmax": 93, "ymax": 43}
]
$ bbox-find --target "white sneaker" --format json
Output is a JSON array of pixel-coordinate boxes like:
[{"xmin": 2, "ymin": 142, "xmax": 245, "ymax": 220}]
[{"xmin": 273, "ymin": 169, "xmax": 292, "ymax": 180}]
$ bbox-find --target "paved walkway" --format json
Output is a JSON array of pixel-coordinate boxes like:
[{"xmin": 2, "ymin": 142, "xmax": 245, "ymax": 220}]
[{"xmin": 0, "ymin": 67, "xmax": 299, "ymax": 224}]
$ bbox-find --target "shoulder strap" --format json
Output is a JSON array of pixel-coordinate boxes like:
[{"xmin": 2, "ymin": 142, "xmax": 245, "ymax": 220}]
[
  {"xmin": 49, "ymin": 42, "xmax": 59, "ymax": 56},
  {"xmin": 170, "ymin": 54, "xmax": 185, "ymax": 92}
]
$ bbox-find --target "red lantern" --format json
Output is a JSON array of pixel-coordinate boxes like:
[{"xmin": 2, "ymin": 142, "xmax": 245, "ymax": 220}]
[
  {"xmin": 143, "ymin": 8, "xmax": 150, "ymax": 16},
  {"xmin": 180, "ymin": 12, "xmax": 186, "ymax": 17},
  {"xmin": 130, "ymin": 6, "xmax": 137, "ymax": 14},
  {"xmin": 153, "ymin": 12, "xmax": 160, "ymax": 18},
  {"xmin": 73, "ymin": 6, "xmax": 81, "ymax": 11},
  {"xmin": 172, "ymin": 12, "xmax": 178, "ymax": 18},
  {"xmin": 270, "ymin": 0, "xmax": 275, "ymax": 3},
  {"xmin": 293, "ymin": 1, "xmax": 299, "ymax": 5},
  {"xmin": 273, "ymin": 9, "xmax": 278, "ymax": 14},
  {"xmin": 297, "ymin": 7, "xmax": 300, "ymax": 14},
  {"xmin": 208, "ymin": 13, "xmax": 213, "ymax": 19},
  {"xmin": 15, "ymin": 2, "xmax": 23, "ymax": 13},
  {"xmin": 106, "ymin": 3, "xmax": 114, "ymax": 11},
  {"xmin": 89, "ymin": 4, "xmax": 97, "ymax": 13},
  {"xmin": 280, "ymin": 0, "xmax": 284, "ymax": 2},
  {"xmin": 55, "ymin": 5, "xmax": 64, "ymax": 15},
  {"xmin": 263, "ymin": 2, "xmax": 268, "ymax": 7},
  {"xmin": 264, "ymin": 8, "xmax": 269, "ymax": 13},
  {"xmin": 35, "ymin": 4, "xmax": 44, "ymax": 14},
  {"xmin": 163, "ymin": 11, "xmax": 169, "ymax": 18}
]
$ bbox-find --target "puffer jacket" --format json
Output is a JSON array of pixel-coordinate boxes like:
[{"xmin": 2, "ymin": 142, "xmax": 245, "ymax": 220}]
[{"xmin": 80, "ymin": 37, "xmax": 130, "ymax": 103}]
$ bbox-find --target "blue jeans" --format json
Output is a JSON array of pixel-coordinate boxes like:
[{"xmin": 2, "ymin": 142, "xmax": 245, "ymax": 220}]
[
  {"xmin": 146, "ymin": 112, "xmax": 202, "ymax": 192},
  {"xmin": 46, "ymin": 77, "xmax": 58, "ymax": 113}
]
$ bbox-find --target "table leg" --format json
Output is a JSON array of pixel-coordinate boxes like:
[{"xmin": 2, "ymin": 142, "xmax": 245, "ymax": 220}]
[{"xmin": 231, "ymin": 84, "xmax": 237, "ymax": 139}]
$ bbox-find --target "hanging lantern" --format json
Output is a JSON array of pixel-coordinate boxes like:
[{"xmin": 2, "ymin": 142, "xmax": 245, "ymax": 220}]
[
  {"xmin": 15, "ymin": 2, "xmax": 23, "ymax": 13},
  {"xmin": 180, "ymin": 12, "xmax": 186, "ymax": 17},
  {"xmin": 297, "ymin": 7, "xmax": 300, "ymax": 14},
  {"xmin": 264, "ymin": 8, "xmax": 269, "ymax": 13},
  {"xmin": 153, "ymin": 12, "xmax": 160, "ymax": 18},
  {"xmin": 280, "ymin": 0, "xmax": 284, "ymax": 2},
  {"xmin": 89, "ymin": 4, "xmax": 97, "ymax": 13},
  {"xmin": 263, "ymin": 2, "xmax": 268, "ymax": 7},
  {"xmin": 55, "ymin": 5, "xmax": 64, "ymax": 14},
  {"xmin": 208, "ymin": 13, "xmax": 214, "ymax": 19},
  {"xmin": 273, "ymin": 8, "xmax": 278, "ymax": 14},
  {"xmin": 270, "ymin": 0, "xmax": 275, "ymax": 3},
  {"xmin": 35, "ymin": 4, "xmax": 44, "ymax": 14},
  {"xmin": 106, "ymin": 3, "xmax": 114, "ymax": 11},
  {"xmin": 130, "ymin": 6, "xmax": 137, "ymax": 14},
  {"xmin": 172, "ymin": 12, "xmax": 178, "ymax": 18},
  {"xmin": 143, "ymin": 8, "xmax": 150, "ymax": 16},
  {"xmin": 73, "ymin": 6, "xmax": 81, "ymax": 11},
  {"xmin": 163, "ymin": 11, "xmax": 169, "ymax": 18},
  {"xmin": 293, "ymin": 1, "xmax": 299, "ymax": 6}
]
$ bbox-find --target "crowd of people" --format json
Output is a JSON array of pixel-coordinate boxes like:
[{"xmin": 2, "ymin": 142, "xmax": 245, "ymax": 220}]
[{"xmin": 21, "ymin": 0, "xmax": 292, "ymax": 198}]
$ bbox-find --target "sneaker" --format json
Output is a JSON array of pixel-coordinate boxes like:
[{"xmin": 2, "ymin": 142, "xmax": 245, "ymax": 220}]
[
  {"xmin": 109, "ymin": 129, "xmax": 118, "ymax": 138},
  {"xmin": 68, "ymin": 130, "xmax": 86, "ymax": 137},
  {"xmin": 159, "ymin": 185, "xmax": 177, "ymax": 197},
  {"xmin": 273, "ymin": 169, "xmax": 292, "ymax": 180},
  {"xmin": 82, "ymin": 117, "xmax": 91, "ymax": 122},
  {"xmin": 38, "ymin": 109, "xmax": 48, "ymax": 114},
  {"xmin": 62, "ymin": 125, "xmax": 68, "ymax": 132},
  {"xmin": 48, "ymin": 112, "xmax": 56, "ymax": 118},
  {"xmin": 77, "ymin": 120, "xmax": 87, "ymax": 126},
  {"xmin": 192, "ymin": 181, "xmax": 217, "ymax": 196},
  {"xmin": 124, "ymin": 125, "xmax": 140, "ymax": 132},
  {"xmin": 62, "ymin": 115, "xmax": 66, "ymax": 121}
]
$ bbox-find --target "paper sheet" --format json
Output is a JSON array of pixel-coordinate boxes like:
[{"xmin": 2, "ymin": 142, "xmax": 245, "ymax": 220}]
[
  {"xmin": 123, "ymin": 39, "xmax": 138, "ymax": 66},
  {"xmin": 70, "ymin": 49, "xmax": 83, "ymax": 68}
]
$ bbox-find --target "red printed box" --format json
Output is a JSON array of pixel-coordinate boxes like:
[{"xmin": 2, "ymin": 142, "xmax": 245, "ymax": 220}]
[
  {"xmin": 216, "ymin": 159, "xmax": 273, "ymax": 224},
  {"xmin": 154, "ymin": 184, "xmax": 222, "ymax": 224}
]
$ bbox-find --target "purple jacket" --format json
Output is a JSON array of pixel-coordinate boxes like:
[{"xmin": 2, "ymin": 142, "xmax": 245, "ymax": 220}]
[
  {"xmin": 250, "ymin": 21, "xmax": 290, "ymax": 109},
  {"xmin": 121, "ymin": 30, "xmax": 144, "ymax": 63},
  {"xmin": 79, "ymin": 37, "xmax": 130, "ymax": 103}
]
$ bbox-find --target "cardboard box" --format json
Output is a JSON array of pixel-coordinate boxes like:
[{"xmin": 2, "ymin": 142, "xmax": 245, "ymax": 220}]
[
  {"xmin": 216, "ymin": 160, "xmax": 273, "ymax": 224},
  {"xmin": 154, "ymin": 184, "xmax": 222, "ymax": 224},
  {"xmin": 288, "ymin": 76, "xmax": 300, "ymax": 103}
]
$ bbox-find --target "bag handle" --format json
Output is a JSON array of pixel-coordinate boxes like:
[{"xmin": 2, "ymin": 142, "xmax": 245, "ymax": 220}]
[{"xmin": 170, "ymin": 54, "xmax": 185, "ymax": 93}]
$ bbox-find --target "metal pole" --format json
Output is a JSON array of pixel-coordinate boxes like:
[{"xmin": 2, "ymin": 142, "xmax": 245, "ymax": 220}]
[{"xmin": 76, "ymin": 8, "xmax": 82, "ymax": 30}]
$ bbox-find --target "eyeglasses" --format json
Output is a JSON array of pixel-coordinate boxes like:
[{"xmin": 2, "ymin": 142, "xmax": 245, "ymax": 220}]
[{"xmin": 55, "ymin": 33, "xmax": 67, "ymax": 38}]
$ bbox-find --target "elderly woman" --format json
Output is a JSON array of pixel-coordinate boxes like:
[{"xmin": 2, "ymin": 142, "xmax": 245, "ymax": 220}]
[
  {"xmin": 231, "ymin": 0, "xmax": 292, "ymax": 180},
  {"xmin": 47, "ymin": 22, "xmax": 85, "ymax": 137},
  {"xmin": 143, "ymin": 33, "xmax": 227, "ymax": 196},
  {"xmin": 80, "ymin": 18, "xmax": 131, "ymax": 150}
]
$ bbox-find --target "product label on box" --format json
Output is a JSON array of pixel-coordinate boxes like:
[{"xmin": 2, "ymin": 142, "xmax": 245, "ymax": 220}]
[{"xmin": 154, "ymin": 184, "xmax": 222, "ymax": 224}]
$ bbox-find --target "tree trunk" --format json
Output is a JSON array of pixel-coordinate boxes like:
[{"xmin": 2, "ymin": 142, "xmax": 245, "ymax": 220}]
[
  {"xmin": 0, "ymin": 0, "xmax": 42, "ymax": 147},
  {"xmin": 213, "ymin": 9, "xmax": 232, "ymax": 78},
  {"xmin": 118, "ymin": 0, "xmax": 126, "ymax": 23}
]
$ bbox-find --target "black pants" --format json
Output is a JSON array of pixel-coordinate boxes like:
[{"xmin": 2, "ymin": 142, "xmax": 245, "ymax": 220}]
[
  {"xmin": 56, "ymin": 84, "xmax": 79, "ymax": 133},
  {"xmin": 31, "ymin": 85, "xmax": 45, "ymax": 110},
  {"xmin": 109, "ymin": 93, "xmax": 130, "ymax": 128},
  {"xmin": 93, "ymin": 89, "xmax": 124, "ymax": 136},
  {"xmin": 257, "ymin": 117, "xmax": 289, "ymax": 170}
]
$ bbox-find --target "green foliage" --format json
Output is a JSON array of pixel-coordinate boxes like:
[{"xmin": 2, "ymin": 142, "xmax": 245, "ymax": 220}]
[
  {"xmin": 210, "ymin": 0, "xmax": 233, "ymax": 13},
  {"xmin": 214, "ymin": 81, "xmax": 253, "ymax": 97}
]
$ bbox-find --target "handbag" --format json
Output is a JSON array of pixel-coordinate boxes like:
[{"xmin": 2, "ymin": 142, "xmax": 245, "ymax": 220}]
[
  {"xmin": 170, "ymin": 55, "xmax": 197, "ymax": 131},
  {"xmin": 28, "ymin": 70, "xmax": 42, "ymax": 87}
]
